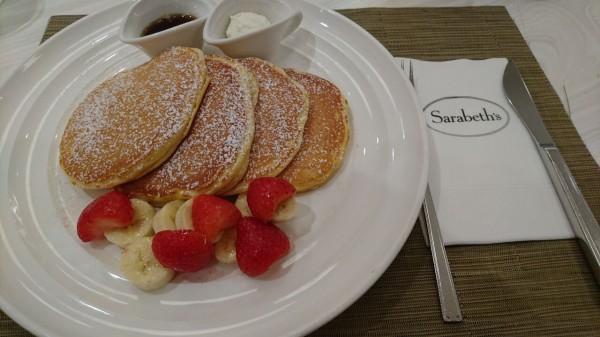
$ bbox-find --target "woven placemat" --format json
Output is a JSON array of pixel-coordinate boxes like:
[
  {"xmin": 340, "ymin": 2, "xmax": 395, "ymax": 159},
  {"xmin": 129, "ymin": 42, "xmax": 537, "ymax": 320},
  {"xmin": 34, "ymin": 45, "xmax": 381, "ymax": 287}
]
[
  {"xmin": 40, "ymin": 15, "xmax": 85, "ymax": 43},
  {"xmin": 311, "ymin": 7, "xmax": 600, "ymax": 337},
  {"xmin": 3, "ymin": 7, "xmax": 600, "ymax": 337}
]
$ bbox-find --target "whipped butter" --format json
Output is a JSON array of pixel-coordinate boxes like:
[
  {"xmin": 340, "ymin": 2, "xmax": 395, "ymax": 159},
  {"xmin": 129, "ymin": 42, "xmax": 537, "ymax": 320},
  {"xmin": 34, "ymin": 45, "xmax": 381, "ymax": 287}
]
[{"xmin": 226, "ymin": 12, "xmax": 271, "ymax": 38}]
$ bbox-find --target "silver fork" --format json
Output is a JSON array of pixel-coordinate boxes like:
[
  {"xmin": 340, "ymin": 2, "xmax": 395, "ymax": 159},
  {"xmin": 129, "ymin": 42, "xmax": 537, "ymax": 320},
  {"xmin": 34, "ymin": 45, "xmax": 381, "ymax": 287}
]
[{"xmin": 401, "ymin": 59, "xmax": 462, "ymax": 322}]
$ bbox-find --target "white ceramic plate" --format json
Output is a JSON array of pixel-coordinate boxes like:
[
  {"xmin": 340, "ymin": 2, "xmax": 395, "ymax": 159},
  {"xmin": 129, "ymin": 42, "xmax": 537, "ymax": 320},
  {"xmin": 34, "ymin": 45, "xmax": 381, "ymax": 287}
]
[{"xmin": 0, "ymin": 1, "xmax": 427, "ymax": 336}]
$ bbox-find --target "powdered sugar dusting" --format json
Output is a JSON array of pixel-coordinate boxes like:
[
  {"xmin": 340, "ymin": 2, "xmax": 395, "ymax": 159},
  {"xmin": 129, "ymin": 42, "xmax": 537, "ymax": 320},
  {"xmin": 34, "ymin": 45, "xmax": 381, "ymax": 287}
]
[
  {"xmin": 279, "ymin": 69, "xmax": 349, "ymax": 190},
  {"xmin": 119, "ymin": 56, "xmax": 256, "ymax": 198},
  {"xmin": 59, "ymin": 47, "xmax": 207, "ymax": 187},
  {"xmin": 234, "ymin": 58, "xmax": 308, "ymax": 185}
]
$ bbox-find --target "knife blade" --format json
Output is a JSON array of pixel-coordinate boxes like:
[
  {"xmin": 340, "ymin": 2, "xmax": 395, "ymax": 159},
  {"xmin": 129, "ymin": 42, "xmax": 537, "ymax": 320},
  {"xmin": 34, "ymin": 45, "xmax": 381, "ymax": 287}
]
[{"xmin": 503, "ymin": 60, "xmax": 600, "ymax": 285}]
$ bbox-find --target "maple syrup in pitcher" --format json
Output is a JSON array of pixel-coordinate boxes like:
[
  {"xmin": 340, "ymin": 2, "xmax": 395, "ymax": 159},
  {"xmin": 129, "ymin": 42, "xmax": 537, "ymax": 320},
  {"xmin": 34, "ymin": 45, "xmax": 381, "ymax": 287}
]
[{"xmin": 142, "ymin": 13, "xmax": 197, "ymax": 36}]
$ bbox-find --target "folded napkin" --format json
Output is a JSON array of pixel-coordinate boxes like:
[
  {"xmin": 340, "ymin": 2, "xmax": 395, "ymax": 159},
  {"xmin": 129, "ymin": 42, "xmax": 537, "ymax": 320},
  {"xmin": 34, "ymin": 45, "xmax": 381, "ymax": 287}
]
[{"xmin": 396, "ymin": 58, "xmax": 574, "ymax": 245}]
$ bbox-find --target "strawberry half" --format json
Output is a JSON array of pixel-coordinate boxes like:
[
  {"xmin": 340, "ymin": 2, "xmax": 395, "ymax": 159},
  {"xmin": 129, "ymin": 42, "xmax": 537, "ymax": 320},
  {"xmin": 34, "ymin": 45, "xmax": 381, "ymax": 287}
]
[
  {"xmin": 151, "ymin": 229, "xmax": 214, "ymax": 273},
  {"xmin": 236, "ymin": 217, "xmax": 290, "ymax": 277},
  {"xmin": 77, "ymin": 191, "xmax": 134, "ymax": 242},
  {"xmin": 192, "ymin": 195, "xmax": 241, "ymax": 242},
  {"xmin": 247, "ymin": 177, "xmax": 296, "ymax": 223}
]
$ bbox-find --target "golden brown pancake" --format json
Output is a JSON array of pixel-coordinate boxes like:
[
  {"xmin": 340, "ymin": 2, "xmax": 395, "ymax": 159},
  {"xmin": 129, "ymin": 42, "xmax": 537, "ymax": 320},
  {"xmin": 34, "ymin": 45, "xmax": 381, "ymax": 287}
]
[
  {"xmin": 117, "ymin": 55, "xmax": 257, "ymax": 204},
  {"xmin": 222, "ymin": 57, "xmax": 309, "ymax": 195},
  {"xmin": 278, "ymin": 69, "xmax": 350, "ymax": 191},
  {"xmin": 59, "ymin": 46, "xmax": 209, "ymax": 189}
]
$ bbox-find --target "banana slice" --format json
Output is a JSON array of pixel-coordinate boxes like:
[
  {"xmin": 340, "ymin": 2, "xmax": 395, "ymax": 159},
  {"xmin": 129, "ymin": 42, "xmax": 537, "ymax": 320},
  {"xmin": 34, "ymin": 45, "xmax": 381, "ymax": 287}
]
[
  {"xmin": 234, "ymin": 193, "xmax": 252, "ymax": 217},
  {"xmin": 215, "ymin": 228, "xmax": 237, "ymax": 264},
  {"xmin": 273, "ymin": 197, "xmax": 297, "ymax": 222},
  {"xmin": 235, "ymin": 193, "xmax": 297, "ymax": 222},
  {"xmin": 153, "ymin": 200, "xmax": 184, "ymax": 233},
  {"xmin": 175, "ymin": 198, "xmax": 194, "ymax": 230},
  {"xmin": 105, "ymin": 198, "xmax": 155, "ymax": 247},
  {"xmin": 121, "ymin": 237, "xmax": 175, "ymax": 291}
]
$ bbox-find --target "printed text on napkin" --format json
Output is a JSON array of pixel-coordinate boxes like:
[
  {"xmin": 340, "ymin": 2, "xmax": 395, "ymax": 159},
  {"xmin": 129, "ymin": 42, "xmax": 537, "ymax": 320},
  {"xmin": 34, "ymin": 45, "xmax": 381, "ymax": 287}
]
[{"xmin": 398, "ymin": 58, "xmax": 573, "ymax": 245}]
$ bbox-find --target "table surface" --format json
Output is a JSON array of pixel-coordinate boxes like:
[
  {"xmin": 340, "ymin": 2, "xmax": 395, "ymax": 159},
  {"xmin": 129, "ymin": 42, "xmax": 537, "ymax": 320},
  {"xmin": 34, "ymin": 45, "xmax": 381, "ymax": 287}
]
[
  {"xmin": 1, "ymin": 0, "xmax": 599, "ymax": 165},
  {"xmin": 1, "ymin": 1, "xmax": 600, "ymax": 336}
]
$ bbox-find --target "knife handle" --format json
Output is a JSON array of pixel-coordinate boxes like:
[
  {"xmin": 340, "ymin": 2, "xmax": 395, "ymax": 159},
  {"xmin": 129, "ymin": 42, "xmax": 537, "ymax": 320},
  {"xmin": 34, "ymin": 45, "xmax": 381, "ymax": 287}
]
[{"xmin": 541, "ymin": 146, "xmax": 600, "ymax": 281}]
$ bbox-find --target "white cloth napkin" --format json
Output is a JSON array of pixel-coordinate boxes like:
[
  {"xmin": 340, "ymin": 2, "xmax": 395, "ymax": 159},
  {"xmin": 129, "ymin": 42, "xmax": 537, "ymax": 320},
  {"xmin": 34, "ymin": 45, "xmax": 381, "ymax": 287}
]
[{"xmin": 395, "ymin": 58, "xmax": 574, "ymax": 245}]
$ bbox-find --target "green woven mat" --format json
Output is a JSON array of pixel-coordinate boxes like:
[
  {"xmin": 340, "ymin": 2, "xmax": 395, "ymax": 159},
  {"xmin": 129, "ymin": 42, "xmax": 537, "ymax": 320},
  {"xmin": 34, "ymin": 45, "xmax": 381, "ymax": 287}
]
[
  {"xmin": 312, "ymin": 7, "xmax": 600, "ymax": 337},
  {"xmin": 40, "ymin": 15, "xmax": 85, "ymax": 43},
  {"xmin": 3, "ymin": 7, "xmax": 600, "ymax": 337}
]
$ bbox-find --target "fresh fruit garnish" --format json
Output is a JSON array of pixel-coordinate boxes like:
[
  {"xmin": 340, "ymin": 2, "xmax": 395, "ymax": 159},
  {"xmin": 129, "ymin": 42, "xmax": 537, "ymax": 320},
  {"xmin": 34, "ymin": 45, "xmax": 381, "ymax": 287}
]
[
  {"xmin": 236, "ymin": 217, "xmax": 290, "ymax": 277},
  {"xmin": 77, "ymin": 191, "xmax": 134, "ymax": 242},
  {"xmin": 153, "ymin": 199, "xmax": 184, "ymax": 233},
  {"xmin": 151, "ymin": 229, "xmax": 214, "ymax": 273},
  {"xmin": 247, "ymin": 177, "xmax": 296, "ymax": 223},
  {"xmin": 175, "ymin": 199, "xmax": 194, "ymax": 230},
  {"xmin": 192, "ymin": 195, "xmax": 241, "ymax": 242},
  {"xmin": 121, "ymin": 237, "xmax": 175, "ymax": 291},
  {"xmin": 234, "ymin": 193, "xmax": 252, "ymax": 217},
  {"xmin": 105, "ymin": 198, "xmax": 156, "ymax": 248},
  {"xmin": 214, "ymin": 228, "xmax": 237, "ymax": 264}
]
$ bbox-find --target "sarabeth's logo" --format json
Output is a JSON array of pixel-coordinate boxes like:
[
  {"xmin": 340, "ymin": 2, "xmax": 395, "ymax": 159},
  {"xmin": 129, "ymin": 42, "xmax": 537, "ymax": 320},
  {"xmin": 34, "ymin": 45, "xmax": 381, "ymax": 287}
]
[{"xmin": 423, "ymin": 96, "xmax": 510, "ymax": 137}]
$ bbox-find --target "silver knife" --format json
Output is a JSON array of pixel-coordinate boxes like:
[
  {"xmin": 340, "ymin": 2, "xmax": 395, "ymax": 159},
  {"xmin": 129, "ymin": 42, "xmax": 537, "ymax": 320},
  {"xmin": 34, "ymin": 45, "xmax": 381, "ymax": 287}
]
[{"xmin": 503, "ymin": 60, "xmax": 600, "ymax": 284}]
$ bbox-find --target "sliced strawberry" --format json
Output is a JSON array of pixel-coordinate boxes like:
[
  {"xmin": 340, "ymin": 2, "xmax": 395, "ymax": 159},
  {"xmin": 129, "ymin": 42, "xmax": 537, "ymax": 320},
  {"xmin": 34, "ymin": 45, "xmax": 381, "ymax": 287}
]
[
  {"xmin": 247, "ymin": 177, "xmax": 296, "ymax": 223},
  {"xmin": 192, "ymin": 195, "xmax": 241, "ymax": 242},
  {"xmin": 236, "ymin": 217, "xmax": 290, "ymax": 277},
  {"xmin": 77, "ymin": 191, "xmax": 133, "ymax": 242},
  {"xmin": 151, "ymin": 229, "xmax": 214, "ymax": 273}
]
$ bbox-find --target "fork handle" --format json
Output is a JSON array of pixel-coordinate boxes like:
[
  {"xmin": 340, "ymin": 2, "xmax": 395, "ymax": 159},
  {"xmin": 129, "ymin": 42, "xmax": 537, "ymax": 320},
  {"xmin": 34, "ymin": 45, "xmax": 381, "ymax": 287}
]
[{"xmin": 423, "ymin": 186, "xmax": 463, "ymax": 322}]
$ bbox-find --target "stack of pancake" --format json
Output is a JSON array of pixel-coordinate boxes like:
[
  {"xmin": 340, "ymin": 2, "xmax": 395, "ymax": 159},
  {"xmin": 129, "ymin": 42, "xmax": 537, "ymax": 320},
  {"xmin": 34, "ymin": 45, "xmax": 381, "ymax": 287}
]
[{"xmin": 59, "ymin": 46, "xmax": 350, "ymax": 205}]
